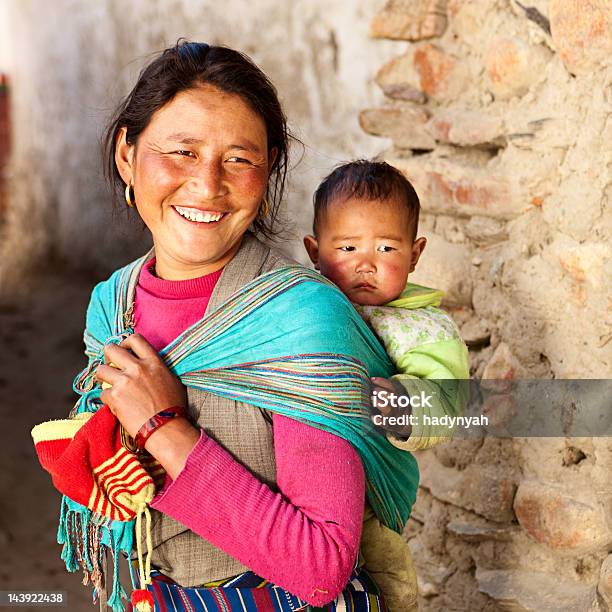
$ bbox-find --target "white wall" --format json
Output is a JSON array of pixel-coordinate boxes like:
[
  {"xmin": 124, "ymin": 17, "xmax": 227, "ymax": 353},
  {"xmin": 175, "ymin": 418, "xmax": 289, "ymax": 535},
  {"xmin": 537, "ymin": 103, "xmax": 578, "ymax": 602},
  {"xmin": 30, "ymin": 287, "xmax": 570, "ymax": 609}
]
[
  {"xmin": 0, "ymin": 0, "xmax": 396, "ymax": 281},
  {"xmin": 0, "ymin": 1, "xmax": 12, "ymax": 73}
]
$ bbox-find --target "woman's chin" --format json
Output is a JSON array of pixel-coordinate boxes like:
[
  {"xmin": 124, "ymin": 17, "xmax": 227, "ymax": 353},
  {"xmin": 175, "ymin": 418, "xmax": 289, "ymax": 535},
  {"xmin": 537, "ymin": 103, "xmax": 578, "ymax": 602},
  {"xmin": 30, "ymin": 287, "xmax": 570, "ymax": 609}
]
[
  {"xmin": 174, "ymin": 247, "xmax": 227, "ymax": 269},
  {"xmin": 151, "ymin": 213, "xmax": 251, "ymax": 274},
  {"xmin": 152, "ymin": 236, "xmax": 228, "ymax": 276}
]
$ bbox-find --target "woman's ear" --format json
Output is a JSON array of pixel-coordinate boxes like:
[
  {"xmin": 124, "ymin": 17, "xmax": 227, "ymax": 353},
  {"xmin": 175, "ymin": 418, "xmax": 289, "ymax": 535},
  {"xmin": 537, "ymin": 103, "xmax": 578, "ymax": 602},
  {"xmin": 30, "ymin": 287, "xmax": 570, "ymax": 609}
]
[
  {"xmin": 115, "ymin": 127, "xmax": 136, "ymax": 186},
  {"xmin": 268, "ymin": 147, "xmax": 278, "ymax": 171},
  {"xmin": 303, "ymin": 235, "xmax": 320, "ymax": 269},
  {"xmin": 409, "ymin": 237, "xmax": 427, "ymax": 272}
]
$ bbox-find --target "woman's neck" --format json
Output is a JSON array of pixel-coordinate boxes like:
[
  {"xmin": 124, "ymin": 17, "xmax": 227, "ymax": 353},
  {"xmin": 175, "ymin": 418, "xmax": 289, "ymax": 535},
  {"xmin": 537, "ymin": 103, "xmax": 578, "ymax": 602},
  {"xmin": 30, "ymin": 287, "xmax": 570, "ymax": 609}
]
[{"xmin": 152, "ymin": 238, "xmax": 243, "ymax": 280}]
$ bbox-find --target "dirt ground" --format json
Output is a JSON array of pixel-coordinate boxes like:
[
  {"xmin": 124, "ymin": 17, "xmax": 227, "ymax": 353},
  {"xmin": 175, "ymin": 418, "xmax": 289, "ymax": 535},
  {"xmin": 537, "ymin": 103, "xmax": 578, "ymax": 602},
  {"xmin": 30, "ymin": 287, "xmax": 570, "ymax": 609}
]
[{"xmin": 0, "ymin": 267, "xmax": 123, "ymax": 612}]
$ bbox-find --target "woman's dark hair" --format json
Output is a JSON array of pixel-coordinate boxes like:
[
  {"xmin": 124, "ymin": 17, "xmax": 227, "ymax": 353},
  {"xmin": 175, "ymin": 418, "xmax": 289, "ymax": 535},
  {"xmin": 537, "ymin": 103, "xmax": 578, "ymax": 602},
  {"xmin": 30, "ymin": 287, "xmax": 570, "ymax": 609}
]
[
  {"xmin": 103, "ymin": 40, "xmax": 291, "ymax": 239},
  {"xmin": 312, "ymin": 159, "xmax": 421, "ymax": 240}
]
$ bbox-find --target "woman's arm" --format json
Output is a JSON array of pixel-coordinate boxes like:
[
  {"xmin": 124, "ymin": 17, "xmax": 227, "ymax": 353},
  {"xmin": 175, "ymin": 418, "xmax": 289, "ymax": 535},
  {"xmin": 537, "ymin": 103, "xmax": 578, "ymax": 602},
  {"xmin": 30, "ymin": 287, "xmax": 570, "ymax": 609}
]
[
  {"xmin": 96, "ymin": 333, "xmax": 366, "ymax": 605},
  {"xmin": 150, "ymin": 414, "xmax": 366, "ymax": 607}
]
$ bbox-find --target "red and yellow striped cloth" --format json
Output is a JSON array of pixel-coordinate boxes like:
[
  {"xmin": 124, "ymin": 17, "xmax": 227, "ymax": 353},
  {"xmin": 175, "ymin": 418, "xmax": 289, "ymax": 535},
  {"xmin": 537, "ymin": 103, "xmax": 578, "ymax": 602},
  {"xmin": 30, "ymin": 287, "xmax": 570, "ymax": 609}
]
[{"xmin": 32, "ymin": 405, "xmax": 164, "ymax": 610}]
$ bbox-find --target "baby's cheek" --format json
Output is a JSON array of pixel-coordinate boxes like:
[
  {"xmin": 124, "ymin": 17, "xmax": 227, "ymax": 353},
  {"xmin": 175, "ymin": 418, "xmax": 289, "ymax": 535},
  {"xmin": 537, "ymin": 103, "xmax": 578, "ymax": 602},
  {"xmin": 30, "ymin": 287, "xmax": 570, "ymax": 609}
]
[
  {"xmin": 320, "ymin": 258, "xmax": 352, "ymax": 288},
  {"xmin": 382, "ymin": 262, "xmax": 409, "ymax": 295}
]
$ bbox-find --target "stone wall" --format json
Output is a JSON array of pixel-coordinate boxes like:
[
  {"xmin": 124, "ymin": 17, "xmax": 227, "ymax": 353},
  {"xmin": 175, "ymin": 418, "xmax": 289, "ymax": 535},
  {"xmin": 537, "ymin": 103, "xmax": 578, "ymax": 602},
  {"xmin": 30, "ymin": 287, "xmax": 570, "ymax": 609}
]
[
  {"xmin": 0, "ymin": 0, "xmax": 395, "ymax": 290},
  {"xmin": 362, "ymin": 1, "xmax": 611, "ymax": 610}
]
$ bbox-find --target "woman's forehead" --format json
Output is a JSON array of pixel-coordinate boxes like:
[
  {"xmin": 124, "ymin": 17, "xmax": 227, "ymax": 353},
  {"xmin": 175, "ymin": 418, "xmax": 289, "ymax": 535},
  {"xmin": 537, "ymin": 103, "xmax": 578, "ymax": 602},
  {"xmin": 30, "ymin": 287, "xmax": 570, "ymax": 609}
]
[{"xmin": 143, "ymin": 85, "xmax": 267, "ymax": 144}]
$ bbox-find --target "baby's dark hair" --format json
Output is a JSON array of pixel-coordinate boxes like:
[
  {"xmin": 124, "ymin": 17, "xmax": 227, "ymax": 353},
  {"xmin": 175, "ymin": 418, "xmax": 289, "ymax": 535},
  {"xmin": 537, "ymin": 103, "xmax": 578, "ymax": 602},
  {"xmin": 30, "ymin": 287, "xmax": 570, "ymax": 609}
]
[{"xmin": 313, "ymin": 160, "xmax": 421, "ymax": 239}]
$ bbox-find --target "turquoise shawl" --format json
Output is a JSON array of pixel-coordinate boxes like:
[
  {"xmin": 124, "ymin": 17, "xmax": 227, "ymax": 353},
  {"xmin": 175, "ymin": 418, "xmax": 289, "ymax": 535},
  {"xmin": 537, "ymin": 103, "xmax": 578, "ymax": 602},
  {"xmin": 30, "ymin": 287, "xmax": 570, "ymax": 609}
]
[{"xmin": 61, "ymin": 256, "xmax": 419, "ymax": 610}]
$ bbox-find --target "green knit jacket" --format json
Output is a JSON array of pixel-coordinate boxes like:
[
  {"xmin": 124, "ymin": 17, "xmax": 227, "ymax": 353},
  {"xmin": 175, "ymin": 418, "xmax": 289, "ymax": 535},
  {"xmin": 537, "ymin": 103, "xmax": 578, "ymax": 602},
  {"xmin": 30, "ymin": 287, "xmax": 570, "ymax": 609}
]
[{"xmin": 357, "ymin": 282, "xmax": 470, "ymax": 451}]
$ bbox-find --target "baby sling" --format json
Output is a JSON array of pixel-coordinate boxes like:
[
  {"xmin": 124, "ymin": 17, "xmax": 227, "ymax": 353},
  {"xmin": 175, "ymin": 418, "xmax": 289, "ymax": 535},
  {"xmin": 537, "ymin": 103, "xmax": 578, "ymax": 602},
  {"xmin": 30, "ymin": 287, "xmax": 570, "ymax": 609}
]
[{"xmin": 39, "ymin": 254, "xmax": 420, "ymax": 610}]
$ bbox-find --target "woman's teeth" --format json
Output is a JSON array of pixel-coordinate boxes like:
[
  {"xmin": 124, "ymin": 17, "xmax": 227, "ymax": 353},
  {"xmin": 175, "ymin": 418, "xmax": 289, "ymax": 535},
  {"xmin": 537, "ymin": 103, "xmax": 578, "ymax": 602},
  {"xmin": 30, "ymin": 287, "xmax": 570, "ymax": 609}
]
[{"xmin": 173, "ymin": 206, "xmax": 224, "ymax": 223}]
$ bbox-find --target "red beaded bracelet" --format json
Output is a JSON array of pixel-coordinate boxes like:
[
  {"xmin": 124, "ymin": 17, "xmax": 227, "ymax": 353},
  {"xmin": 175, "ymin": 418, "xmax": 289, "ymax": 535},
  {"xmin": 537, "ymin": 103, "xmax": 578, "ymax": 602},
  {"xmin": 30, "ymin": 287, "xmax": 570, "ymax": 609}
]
[{"xmin": 134, "ymin": 406, "xmax": 187, "ymax": 450}]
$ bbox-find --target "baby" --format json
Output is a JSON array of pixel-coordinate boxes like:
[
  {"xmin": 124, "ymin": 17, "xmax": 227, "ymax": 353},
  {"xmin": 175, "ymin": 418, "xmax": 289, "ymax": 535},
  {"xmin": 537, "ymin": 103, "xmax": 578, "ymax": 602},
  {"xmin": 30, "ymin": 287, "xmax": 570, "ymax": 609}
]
[{"xmin": 304, "ymin": 160, "xmax": 469, "ymax": 611}]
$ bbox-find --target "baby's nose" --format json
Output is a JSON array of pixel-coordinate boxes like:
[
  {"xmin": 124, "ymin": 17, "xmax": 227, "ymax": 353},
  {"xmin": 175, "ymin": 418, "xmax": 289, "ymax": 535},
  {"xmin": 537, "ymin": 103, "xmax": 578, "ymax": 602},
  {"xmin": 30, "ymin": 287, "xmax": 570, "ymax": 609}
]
[{"xmin": 355, "ymin": 257, "xmax": 376, "ymax": 273}]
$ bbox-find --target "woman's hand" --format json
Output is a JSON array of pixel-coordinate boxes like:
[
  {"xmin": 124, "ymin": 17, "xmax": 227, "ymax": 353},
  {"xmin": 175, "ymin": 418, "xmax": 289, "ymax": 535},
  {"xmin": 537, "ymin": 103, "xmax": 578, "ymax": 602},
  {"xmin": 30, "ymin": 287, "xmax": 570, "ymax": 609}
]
[{"xmin": 96, "ymin": 334, "xmax": 187, "ymax": 438}]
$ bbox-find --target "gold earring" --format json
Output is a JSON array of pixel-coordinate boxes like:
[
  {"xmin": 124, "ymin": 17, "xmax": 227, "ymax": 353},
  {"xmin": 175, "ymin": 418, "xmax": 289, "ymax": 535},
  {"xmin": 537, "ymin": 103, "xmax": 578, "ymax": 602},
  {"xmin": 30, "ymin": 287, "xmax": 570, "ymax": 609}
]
[
  {"xmin": 125, "ymin": 183, "xmax": 135, "ymax": 208},
  {"xmin": 259, "ymin": 197, "xmax": 270, "ymax": 218}
]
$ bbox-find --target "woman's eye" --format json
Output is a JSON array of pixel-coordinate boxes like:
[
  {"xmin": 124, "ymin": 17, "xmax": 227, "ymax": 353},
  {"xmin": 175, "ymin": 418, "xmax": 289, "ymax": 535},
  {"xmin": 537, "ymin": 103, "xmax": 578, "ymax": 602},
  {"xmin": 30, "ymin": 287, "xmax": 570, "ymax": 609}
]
[
  {"xmin": 226, "ymin": 156, "xmax": 252, "ymax": 164},
  {"xmin": 175, "ymin": 150, "xmax": 195, "ymax": 158}
]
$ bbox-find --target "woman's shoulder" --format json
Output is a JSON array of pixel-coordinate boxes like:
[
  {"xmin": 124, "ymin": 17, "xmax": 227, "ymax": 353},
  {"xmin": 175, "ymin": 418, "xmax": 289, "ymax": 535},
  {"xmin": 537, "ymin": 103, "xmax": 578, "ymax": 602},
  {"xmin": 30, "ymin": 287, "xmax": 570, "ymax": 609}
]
[
  {"xmin": 250, "ymin": 234, "xmax": 298, "ymax": 275},
  {"xmin": 87, "ymin": 251, "xmax": 151, "ymax": 323},
  {"xmin": 91, "ymin": 253, "xmax": 148, "ymax": 297}
]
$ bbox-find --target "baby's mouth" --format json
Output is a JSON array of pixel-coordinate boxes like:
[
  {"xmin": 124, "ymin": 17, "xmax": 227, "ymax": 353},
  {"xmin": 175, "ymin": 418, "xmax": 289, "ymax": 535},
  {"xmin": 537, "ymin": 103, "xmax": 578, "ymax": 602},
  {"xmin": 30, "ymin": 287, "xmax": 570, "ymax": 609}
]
[
  {"xmin": 172, "ymin": 205, "xmax": 228, "ymax": 224},
  {"xmin": 355, "ymin": 282, "xmax": 376, "ymax": 290}
]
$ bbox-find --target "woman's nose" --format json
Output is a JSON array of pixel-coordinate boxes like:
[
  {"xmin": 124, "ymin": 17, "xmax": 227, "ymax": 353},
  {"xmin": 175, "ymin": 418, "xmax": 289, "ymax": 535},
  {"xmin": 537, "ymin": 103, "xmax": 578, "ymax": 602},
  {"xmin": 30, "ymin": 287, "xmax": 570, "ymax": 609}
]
[{"xmin": 188, "ymin": 159, "xmax": 226, "ymax": 199}]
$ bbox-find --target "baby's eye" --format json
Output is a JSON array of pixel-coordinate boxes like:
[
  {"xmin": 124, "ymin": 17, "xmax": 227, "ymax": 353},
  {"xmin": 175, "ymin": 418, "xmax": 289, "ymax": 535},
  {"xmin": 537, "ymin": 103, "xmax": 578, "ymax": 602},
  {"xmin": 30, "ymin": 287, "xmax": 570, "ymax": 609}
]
[
  {"xmin": 378, "ymin": 245, "xmax": 396, "ymax": 253},
  {"xmin": 338, "ymin": 246, "xmax": 356, "ymax": 252}
]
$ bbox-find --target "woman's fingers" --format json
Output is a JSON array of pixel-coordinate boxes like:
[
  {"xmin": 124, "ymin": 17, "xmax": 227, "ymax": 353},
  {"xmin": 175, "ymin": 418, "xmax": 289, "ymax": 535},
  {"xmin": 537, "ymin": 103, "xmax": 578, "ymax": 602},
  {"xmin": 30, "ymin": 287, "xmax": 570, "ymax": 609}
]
[
  {"xmin": 101, "ymin": 334, "xmax": 160, "ymax": 373},
  {"xmin": 103, "ymin": 342, "xmax": 139, "ymax": 370},
  {"xmin": 96, "ymin": 363, "xmax": 123, "ymax": 386},
  {"xmin": 119, "ymin": 333, "xmax": 160, "ymax": 361}
]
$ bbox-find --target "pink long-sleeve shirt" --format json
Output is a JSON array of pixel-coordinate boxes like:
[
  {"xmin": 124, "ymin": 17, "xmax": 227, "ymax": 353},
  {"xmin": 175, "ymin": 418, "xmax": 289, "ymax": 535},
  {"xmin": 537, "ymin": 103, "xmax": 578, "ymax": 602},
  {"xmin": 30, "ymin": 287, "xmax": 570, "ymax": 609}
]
[{"xmin": 133, "ymin": 258, "xmax": 365, "ymax": 606}]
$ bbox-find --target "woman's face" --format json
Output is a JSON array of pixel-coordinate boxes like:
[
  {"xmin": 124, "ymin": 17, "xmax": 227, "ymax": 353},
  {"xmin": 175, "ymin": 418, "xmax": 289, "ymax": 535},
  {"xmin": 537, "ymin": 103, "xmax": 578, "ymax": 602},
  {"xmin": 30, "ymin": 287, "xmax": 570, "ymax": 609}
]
[{"xmin": 116, "ymin": 84, "xmax": 273, "ymax": 280}]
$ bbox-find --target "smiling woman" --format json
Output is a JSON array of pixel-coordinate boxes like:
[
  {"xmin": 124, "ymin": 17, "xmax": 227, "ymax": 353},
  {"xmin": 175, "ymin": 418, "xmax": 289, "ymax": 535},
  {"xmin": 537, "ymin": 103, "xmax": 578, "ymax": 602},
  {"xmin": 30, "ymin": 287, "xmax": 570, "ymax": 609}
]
[
  {"xmin": 103, "ymin": 43, "xmax": 287, "ymax": 281},
  {"xmin": 114, "ymin": 84, "xmax": 273, "ymax": 280},
  {"xmin": 37, "ymin": 41, "xmax": 415, "ymax": 612}
]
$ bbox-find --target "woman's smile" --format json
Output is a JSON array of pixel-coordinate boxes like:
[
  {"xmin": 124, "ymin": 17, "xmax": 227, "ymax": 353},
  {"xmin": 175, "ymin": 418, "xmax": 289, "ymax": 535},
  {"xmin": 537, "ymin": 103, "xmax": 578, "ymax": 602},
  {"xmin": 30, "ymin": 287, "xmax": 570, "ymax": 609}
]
[{"xmin": 171, "ymin": 205, "xmax": 228, "ymax": 225}]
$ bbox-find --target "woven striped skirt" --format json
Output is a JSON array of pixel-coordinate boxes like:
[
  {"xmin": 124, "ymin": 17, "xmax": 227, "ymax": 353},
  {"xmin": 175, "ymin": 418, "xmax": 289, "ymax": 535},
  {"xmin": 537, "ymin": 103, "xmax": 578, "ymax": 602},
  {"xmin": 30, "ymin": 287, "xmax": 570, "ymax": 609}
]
[{"xmin": 127, "ymin": 567, "xmax": 387, "ymax": 611}]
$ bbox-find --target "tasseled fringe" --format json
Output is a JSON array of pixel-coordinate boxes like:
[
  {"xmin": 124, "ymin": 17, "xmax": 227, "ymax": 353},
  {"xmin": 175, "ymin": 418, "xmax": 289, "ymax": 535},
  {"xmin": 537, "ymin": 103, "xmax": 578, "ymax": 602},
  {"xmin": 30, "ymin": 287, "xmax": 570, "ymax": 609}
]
[
  {"xmin": 131, "ymin": 589, "xmax": 154, "ymax": 611},
  {"xmin": 57, "ymin": 498, "xmax": 130, "ymax": 611},
  {"xmin": 57, "ymin": 498, "xmax": 79, "ymax": 573},
  {"xmin": 106, "ymin": 533, "xmax": 128, "ymax": 612},
  {"xmin": 130, "ymin": 505, "xmax": 154, "ymax": 612}
]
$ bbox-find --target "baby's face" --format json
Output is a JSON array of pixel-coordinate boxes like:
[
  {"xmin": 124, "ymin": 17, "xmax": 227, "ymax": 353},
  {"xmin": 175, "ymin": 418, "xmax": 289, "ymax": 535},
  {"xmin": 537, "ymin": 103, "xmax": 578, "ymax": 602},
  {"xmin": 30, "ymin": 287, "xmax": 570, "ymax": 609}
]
[{"xmin": 305, "ymin": 196, "xmax": 425, "ymax": 306}]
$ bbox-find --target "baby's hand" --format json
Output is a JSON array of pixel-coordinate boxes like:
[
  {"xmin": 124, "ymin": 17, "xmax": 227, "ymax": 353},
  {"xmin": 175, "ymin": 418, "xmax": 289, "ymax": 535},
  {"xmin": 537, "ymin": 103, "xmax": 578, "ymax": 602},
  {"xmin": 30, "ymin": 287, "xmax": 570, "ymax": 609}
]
[
  {"xmin": 371, "ymin": 377, "xmax": 409, "ymax": 412},
  {"xmin": 370, "ymin": 377, "xmax": 402, "ymax": 415},
  {"xmin": 370, "ymin": 377, "xmax": 413, "ymax": 437}
]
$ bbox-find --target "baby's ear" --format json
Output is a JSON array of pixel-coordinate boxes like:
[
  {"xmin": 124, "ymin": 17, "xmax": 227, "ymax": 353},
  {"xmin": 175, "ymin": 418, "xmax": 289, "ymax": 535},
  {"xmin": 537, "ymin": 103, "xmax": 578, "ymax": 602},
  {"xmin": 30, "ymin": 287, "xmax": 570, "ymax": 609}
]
[
  {"xmin": 410, "ymin": 237, "xmax": 427, "ymax": 272},
  {"xmin": 303, "ymin": 235, "xmax": 320, "ymax": 269}
]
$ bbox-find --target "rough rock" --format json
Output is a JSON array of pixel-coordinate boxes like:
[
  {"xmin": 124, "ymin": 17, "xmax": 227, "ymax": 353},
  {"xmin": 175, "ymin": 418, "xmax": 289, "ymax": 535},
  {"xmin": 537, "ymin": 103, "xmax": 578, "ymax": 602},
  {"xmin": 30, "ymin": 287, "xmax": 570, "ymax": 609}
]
[
  {"xmin": 375, "ymin": 50, "xmax": 417, "ymax": 92},
  {"xmin": 460, "ymin": 316, "xmax": 491, "ymax": 348},
  {"xmin": 482, "ymin": 343, "xmax": 524, "ymax": 380},
  {"xmin": 379, "ymin": 83, "xmax": 427, "ymax": 103},
  {"xmin": 419, "ymin": 453, "xmax": 517, "ymax": 522},
  {"xmin": 390, "ymin": 156, "xmax": 528, "ymax": 219},
  {"xmin": 447, "ymin": 0, "xmax": 493, "ymax": 41},
  {"xmin": 485, "ymin": 37, "xmax": 551, "ymax": 100},
  {"xmin": 546, "ymin": 237, "xmax": 611, "ymax": 289},
  {"xmin": 413, "ymin": 42, "xmax": 467, "ymax": 99},
  {"xmin": 359, "ymin": 106, "xmax": 435, "ymax": 149},
  {"xmin": 447, "ymin": 519, "xmax": 518, "ymax": 542},
  {"xmin": 370, "ymin": 0, "xmax": 448, "ymax": 41},
  {"xmin": 407, "ymin": 233, "xmax": 473, "ymax": 306},
  {"xmin": 514, "ymin": 480, "xmax": 612, "ymax": 553},
  {"xmin": 549, "ymin": 0, "xmax": 612, "ymax": 75},
  {"xmin": 476, "ymin": 568, "xmax": 599, "ymax": 611},
  {"xmin": 426, "ymin": 107, "xmax": 505, "ymax": 147},
  {"xmin": 464, "ymin": 215, "xmax": 509, "ymax": 245},
  {"xmin": 598, "ymin": 554, "xmax": 612, "ymax": 608}
]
